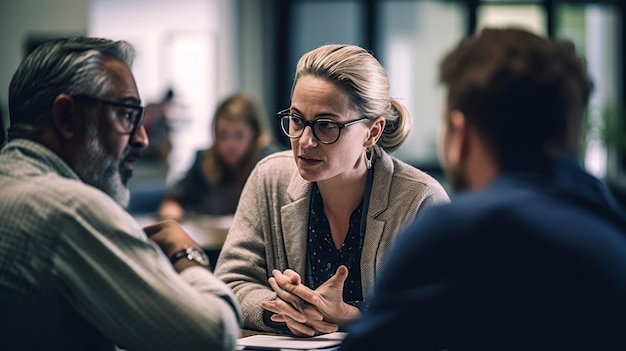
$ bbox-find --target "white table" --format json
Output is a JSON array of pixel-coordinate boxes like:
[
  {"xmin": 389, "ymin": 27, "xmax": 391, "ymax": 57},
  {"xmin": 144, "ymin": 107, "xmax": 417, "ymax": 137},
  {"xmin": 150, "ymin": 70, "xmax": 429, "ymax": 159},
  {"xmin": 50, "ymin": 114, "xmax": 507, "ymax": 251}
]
[{"xmin": 134, "ymin": 214, "xmax": 233, "ymax": 250}]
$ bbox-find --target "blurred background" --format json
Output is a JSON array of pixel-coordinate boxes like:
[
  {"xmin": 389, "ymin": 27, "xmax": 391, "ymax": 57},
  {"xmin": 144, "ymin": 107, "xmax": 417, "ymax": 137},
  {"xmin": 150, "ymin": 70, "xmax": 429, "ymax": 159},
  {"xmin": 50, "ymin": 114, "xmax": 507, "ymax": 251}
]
[{"xmin": 0, "ymin": 0, "xmax": 624, "ymax": 205}]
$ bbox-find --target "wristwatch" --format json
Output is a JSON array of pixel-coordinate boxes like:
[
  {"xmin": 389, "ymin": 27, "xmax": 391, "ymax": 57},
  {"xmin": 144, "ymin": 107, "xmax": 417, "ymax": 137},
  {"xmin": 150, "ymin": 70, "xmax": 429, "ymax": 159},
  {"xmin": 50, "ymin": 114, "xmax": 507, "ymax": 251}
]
[{"xmin": 170, "ymin": 246, "xmax": 211, "ymax": 267}]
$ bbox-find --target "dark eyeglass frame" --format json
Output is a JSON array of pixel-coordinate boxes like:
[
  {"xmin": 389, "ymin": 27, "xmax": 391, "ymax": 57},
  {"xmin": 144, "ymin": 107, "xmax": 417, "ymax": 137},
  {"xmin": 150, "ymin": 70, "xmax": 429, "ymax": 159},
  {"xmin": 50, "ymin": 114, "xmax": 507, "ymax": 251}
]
[
  {"xmin": 72, "ymin": 94, "xmax": 146, "ymax": 137},
  {"xmin": 277, "ymin": 109, "xmax": 369, "ymax": 144}
]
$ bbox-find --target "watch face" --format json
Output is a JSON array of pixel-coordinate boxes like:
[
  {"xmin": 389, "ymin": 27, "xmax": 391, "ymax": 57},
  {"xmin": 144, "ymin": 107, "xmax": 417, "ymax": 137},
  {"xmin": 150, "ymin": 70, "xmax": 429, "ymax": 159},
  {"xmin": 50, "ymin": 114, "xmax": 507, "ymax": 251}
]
[{"xmin": 188, "ymin": 247, "xmax": 210, "ymax": 266}]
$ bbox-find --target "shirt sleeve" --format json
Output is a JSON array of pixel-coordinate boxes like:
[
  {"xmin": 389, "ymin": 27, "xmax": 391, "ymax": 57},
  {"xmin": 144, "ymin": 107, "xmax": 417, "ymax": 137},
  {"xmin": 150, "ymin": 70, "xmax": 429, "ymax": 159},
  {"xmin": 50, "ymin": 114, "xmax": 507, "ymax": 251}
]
[{"xmin": 52, "ymin": 191, "xmax": 242, "ymax": 351}]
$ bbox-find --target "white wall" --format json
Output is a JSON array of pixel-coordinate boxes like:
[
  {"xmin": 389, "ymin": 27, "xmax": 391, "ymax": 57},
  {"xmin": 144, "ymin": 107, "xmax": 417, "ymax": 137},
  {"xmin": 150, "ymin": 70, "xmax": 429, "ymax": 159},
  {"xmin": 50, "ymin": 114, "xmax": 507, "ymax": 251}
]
[
  {"xmin": 0, "ymin": 0, "xmax": 244, "ymax": 183},
  {"xmin": 0, "ymin": 0, "xmax": 89, "ymax": 124},
  {"xmin": 380, "ymin": 1, "xmax": 465, "ymax": 165},
  {"xmin": 90, "ymin": 0, "xmax": 239, "ymax": 183},
  {"xmin": 239, "ymin": 0, "xmax": 276, "ymax": 126}
]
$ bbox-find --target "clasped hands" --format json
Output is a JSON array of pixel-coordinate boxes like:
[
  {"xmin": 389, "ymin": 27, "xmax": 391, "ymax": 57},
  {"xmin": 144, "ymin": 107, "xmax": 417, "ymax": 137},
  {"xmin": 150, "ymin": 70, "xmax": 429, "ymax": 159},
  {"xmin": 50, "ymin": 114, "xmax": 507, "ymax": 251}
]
[{"xmin": 261, "ymin": 265, "xmax": 361, "ymax": 337}]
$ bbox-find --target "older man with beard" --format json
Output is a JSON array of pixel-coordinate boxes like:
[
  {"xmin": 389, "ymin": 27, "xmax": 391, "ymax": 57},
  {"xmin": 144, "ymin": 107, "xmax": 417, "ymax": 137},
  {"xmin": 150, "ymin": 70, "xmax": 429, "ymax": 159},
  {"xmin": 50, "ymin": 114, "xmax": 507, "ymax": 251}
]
[
  {"xmin": 341, "ymin": 28, "xmax": 626, "ymax": 350},
  {"xmin": 0, "ymin": 37, "xmax": 241, "ymax": 351}
]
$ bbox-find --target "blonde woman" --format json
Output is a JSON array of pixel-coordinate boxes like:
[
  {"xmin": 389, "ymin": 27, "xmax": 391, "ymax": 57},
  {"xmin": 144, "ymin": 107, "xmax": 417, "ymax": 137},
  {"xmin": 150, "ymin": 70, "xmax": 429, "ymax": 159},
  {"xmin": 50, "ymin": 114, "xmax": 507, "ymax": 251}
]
[{"xmin": 215, "ymin": 44, "xmax": 449, "ymax": 336}]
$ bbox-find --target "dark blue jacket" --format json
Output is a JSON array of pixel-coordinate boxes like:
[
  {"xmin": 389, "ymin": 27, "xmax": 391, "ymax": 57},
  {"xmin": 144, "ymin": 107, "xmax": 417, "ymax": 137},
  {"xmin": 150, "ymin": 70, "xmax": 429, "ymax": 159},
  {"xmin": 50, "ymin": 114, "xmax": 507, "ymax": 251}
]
[{"xmin": 342, "ymin": 156, "xmax": 626, "ymax": 350}]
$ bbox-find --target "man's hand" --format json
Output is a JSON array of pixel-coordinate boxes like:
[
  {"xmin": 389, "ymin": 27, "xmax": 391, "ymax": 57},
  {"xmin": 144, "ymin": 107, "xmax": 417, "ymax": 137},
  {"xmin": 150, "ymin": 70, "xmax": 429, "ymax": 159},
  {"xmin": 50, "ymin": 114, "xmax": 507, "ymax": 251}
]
[{"xmin": 143, "ymin": 219, "xmax": 203, "ymax": 269}]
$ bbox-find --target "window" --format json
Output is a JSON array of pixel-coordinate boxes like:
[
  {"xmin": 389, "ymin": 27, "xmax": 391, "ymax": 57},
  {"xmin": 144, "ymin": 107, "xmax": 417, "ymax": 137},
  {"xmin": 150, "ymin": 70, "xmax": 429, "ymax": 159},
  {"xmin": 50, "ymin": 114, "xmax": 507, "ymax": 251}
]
[{"xmin": 377, "ymin": 0, "xmax": 465, "ymax": 166}]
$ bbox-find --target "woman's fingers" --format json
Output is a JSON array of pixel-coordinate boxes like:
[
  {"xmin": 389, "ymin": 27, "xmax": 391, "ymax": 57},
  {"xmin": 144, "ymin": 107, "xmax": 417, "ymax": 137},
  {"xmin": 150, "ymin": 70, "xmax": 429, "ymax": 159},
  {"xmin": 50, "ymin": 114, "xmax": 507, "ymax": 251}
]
[
  {"xmin": 282, "ymin": 315, "xmax": 317, "ymax": 337},
  {"xmin": 261, "ymin": 297, "xmax": 306, "ymax": 323},
  {"xmin": 278, "ymin": 313, "xmax": 339, "ymax": 336},
  {"xmin": 268, "ymin": 277, "xmax": 305, "ymax": 312},
  {"xmin": 283, "ymin": 269, "xmax": 302, "ymax": 284}
]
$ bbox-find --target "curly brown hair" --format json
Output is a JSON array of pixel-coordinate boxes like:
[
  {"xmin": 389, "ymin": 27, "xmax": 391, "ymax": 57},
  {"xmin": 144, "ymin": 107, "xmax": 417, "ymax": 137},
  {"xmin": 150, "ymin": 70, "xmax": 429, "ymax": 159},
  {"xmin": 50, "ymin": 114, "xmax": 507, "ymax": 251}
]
[{"xmin": 439, "ymin": 28, "xmax": 593, "ymax": 171}]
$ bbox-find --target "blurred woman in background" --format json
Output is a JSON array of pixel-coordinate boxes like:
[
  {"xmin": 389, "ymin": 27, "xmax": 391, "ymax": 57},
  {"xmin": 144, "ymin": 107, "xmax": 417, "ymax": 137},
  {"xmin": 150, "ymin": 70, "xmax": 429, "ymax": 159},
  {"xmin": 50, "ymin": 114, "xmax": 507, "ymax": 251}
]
[{"xmin": 157, "ymin": 93, "xmax": 275, "ymax": 220}]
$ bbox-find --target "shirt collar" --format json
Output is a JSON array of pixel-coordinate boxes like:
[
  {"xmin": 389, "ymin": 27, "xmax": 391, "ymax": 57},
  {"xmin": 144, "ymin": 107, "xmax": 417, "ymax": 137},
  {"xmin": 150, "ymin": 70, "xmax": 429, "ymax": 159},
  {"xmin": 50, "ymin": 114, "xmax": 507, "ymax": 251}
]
[{"xmin": 1, "ymin": 138, "xmax": 81, "ymax": 181}]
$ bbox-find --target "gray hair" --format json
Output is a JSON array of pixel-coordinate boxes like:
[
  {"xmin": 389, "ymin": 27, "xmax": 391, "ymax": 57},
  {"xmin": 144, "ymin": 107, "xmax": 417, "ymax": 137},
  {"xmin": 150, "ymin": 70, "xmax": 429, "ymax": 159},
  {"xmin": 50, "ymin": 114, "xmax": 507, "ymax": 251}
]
[
  {"xmin": 292, "ymin": 44, "xmax": 412, "ymax": 153},
  {"xmin": 8, "ymin": 37, "xmax": 135, "ymax": 140}
]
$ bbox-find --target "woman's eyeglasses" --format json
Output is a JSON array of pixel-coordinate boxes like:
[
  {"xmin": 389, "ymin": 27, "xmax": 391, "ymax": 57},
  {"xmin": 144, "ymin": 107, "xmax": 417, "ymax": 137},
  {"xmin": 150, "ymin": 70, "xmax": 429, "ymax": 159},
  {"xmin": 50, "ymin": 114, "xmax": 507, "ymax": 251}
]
[{"xmin": 278, "ymin": 109, "xmax": 369, "ymax": 144}]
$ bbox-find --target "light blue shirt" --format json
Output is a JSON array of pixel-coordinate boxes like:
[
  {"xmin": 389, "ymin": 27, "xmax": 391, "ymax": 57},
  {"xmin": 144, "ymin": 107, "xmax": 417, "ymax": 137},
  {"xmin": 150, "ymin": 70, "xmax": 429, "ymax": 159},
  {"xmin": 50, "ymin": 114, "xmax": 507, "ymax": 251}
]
[{"xmin": 0, "ymin": 139, "xmax": 241, "ymax": 351}]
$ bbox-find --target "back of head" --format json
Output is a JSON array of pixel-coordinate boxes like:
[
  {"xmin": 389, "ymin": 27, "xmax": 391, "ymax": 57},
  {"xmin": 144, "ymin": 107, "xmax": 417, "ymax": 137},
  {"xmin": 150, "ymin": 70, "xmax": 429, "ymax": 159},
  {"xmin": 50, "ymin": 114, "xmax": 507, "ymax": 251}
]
[
  {"xmin": 8, "ymin": 36, "xmax": 135, "ymax": 141},
  {"xmin": 439, "ymin": 28, "xmax": 593, "ymax": 172},
  {"xmin": 293, "ymin": 44, "xmax": 412, "ymax": 153}
]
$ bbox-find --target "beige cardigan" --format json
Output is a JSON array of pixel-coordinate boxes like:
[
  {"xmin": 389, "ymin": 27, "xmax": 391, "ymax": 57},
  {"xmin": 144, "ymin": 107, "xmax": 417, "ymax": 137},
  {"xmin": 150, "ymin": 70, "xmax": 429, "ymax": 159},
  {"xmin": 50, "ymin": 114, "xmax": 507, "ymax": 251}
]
[{"xmin": 214, "ymin": 148, "xmax": 449, "ymax": 332}]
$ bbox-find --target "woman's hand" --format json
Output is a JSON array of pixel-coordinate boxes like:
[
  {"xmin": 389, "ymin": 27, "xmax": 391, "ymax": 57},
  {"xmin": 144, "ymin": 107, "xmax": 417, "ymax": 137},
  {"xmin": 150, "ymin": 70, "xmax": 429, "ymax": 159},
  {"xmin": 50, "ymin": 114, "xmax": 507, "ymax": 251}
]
[
  {"xmin": 261, "ymin": 266, "xmax": 361, "ymax": 336},
  {"xmin": 262, "ymin": 269, "xmax": 338, "ymax": 336}
]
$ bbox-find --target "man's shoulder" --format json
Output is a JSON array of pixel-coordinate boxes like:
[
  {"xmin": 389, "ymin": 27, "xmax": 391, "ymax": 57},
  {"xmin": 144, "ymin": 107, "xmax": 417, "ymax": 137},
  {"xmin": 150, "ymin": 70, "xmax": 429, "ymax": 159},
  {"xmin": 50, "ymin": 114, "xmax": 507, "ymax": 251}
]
[
  {"xmin": 405, "ymin": 177, "xmax": 600, "ymax": 238},
  {"xmin": 403, "ymin": 183, "xmax": 533, "ymax": 232},
  {"xmin": 2, "ymin": 167, "xmax": 128, "ymax": 221},
  {"xmin": 0, "ymin": 171, "xmax": 141, "ymax": 249}
]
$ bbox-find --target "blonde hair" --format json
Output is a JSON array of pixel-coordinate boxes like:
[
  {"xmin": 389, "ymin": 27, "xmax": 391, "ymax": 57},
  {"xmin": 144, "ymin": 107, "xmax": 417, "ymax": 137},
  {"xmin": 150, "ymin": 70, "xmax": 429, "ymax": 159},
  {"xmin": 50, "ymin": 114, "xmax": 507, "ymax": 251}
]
[
  {"xmin": 202, "ymin": 93, "xmax": 271, "ymax": 185},
  {"xmin": 293, "ymin": 44, "xmax": 411, "ymax": 153}
]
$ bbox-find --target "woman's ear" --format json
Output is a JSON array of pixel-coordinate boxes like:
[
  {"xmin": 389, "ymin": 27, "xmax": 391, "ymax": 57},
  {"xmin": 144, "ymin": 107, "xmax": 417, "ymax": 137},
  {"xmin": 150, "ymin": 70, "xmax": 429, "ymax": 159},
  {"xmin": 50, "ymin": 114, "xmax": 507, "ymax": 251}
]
[
  {"xmin": 364, "ymin": 117, "xmax": 385, "ymax": 148},
  {"xmin": 51, "ymin": 94, "xmax": 76, "ymax": 140}
]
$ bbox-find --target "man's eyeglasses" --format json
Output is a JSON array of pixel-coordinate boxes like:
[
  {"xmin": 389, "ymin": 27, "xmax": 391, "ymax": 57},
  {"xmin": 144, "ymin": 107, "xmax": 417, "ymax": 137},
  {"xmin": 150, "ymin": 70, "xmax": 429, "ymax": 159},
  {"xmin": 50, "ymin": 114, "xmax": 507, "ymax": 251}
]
[
  {"xmin": 73, "ymin": 94, "xmax": 145, "ymax": 137},
  {"xmin": 278, "ymin": 109, "xmax": 369, "ymax": 144}
]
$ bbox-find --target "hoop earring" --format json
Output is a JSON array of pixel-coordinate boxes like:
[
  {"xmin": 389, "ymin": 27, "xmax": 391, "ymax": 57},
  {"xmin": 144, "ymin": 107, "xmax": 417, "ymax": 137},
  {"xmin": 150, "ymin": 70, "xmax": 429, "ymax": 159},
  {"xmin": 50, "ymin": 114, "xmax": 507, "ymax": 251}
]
[{"xmin": 364, "ymin": 147, "xmax": 373, "ymax": 169}]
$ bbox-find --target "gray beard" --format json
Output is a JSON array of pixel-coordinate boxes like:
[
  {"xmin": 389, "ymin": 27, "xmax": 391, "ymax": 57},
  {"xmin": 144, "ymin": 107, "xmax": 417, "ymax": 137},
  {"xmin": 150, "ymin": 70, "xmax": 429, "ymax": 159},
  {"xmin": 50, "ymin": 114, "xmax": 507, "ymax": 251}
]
[{"xmin": 73, "ymin": 126, "xmax": 130, "ymax": 208}]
